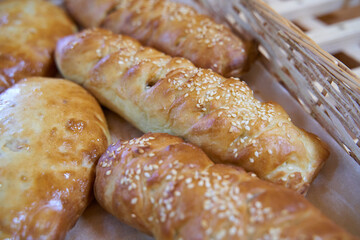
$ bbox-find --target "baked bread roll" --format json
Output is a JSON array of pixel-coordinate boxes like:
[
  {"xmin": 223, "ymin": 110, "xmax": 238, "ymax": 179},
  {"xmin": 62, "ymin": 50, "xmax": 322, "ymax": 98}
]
[
  {"xmin": 0, "ymin": 0, "xmax": 76, "ymax": 93},
  {"xmin": 65, "ymin": 0, "xmax": 256, "ymax": 77},
  {"xmin": 0, "ymin": 77, "xmax": 110, "ymax": 239},
  {"xmin": 95, "ymin": 133, "xmax": 356, "ymax": 240},
  {"xmin": 55, "ymin": 29, "xmax": 329, "ymax": 193}
]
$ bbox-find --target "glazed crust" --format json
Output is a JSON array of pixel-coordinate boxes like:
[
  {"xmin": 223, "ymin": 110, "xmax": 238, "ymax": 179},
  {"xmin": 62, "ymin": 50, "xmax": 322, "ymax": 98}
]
[
  {"xmin": 0, "ymin": 77, "xmax": 110, "ymax": 239},
  {"xmin": 65, "ymin": 0, "xmax": 257, "ymax": 77},
  {"xmin": 95, "ymin": 133, "xmax": 357, "ymax": 240},
  {"xmin": 55, "ymin": 29, "xmax": 329, "ymax": 193},
  {"xmin": 0, "ymin": 0, "xmax": 76, "ymax": 93}
]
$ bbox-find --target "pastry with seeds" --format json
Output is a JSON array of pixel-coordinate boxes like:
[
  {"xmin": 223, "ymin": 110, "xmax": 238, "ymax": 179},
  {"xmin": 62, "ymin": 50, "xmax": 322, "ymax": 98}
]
[
  {"xmin": 65, "ymin": 0, "xmax": 256, "ymax": 77},
  {"xmin": 95, "ymin": 133, "xmax": 356, "ymax": 240},
  {"xmin": 0, "ymin": 0, "xmax": 76, "ymax": 93},
  {"xmin": 55, "ymin": 28, "xmax": 329, "ymax": 193}
]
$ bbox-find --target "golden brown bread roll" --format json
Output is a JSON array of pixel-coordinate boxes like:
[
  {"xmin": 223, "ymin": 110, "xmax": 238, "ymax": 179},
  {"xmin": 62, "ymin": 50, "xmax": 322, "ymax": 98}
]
[
  {"xmin": 0, "ymin": 0, "xmax": 76, "ymax": 93},
  {"xmin": 55, "ymin": 29, "xmax": 329, "ymax": 193},
  {"xmin": 0, "ymin": 77, "xmax": 110, "ymax": 239},
  {"xmin": 65, "ymin": 0, "xmax": 256, "ymax": 77},
  {"xmin": 95, "ymin": 133, "xmax": 356, "ymax": 240}
]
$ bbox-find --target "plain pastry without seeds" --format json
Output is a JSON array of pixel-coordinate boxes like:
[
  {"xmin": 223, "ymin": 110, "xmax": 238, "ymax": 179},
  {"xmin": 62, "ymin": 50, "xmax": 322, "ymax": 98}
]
[
  {"xmin": 0, "ymin": 0, "xmax": 76, "ymax": 93},
  {"xmin": 55, "ymin": 29, "xmax": 329, "ymax": 193},
  {"xmin": 94, "ymin": 133, "xmax": 357, "ymax": 240},
  {"xmin": 65, "ymin": 0, "xmax": 257, "ymax": 77},
  {"xmin": 0, "ymin": 77, "xmax": 110, "ymax": 239}
]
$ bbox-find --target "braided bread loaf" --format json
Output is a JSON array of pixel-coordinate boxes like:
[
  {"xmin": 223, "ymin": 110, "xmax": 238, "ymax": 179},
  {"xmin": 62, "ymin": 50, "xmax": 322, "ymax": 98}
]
[
  {"xmin": 65, "ymin": 0, "xmax": 256, "ymax": 77},
  {"xmin": 55, "ymin": 29, "xmax": 329, "ymax": 193},
  {"xmin": 95, "ymin": 133, "xmax": 356, "ymax": 240}
]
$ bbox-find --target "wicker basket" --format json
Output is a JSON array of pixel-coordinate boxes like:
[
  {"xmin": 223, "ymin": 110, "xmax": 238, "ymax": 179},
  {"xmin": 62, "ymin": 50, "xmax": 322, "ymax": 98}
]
[{"xmin": 200, "ymin": 0, "xmax": 360, "ymax": 165}]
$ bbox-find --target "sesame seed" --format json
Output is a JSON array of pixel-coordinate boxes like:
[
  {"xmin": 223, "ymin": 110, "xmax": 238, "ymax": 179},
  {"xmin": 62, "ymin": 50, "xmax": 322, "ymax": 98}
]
[
  {"xmin": 229, "ymin": 226, "xmax": 237, "ymax": 235},
  {"xmin": 131, "ymin": 198, "xmax": 138, "ymax": 204},
  {"xmin": 105, "ymin": 170, "xmax": 112, "ymax": 175},
  {"xmin": 255, "ymin": 201, "xmax": 262, "ymax": 208},
  {"xmin": 169, "ymin": 211, "xmax": 176, "ymax": 218}
]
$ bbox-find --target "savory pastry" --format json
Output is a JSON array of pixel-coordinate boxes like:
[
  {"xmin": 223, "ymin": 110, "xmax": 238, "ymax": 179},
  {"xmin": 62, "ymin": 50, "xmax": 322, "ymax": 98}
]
[
  {"xmin": 0, "ymin": 77, "xmax": 110, "ymax": 239},
  {"xmin": 55, "ymin": 29, "xmax": 329, "ymax": 193},
  {"xmin": 95, "ymin": 133, "xmax": 356, "ymax": 240},
  {"xmin": 65, "ymin": 0, "xmax": 256, "ymax": 77},
  {"xmin": 0, "ymin": 0, "xmax": 76, "ymax": 93}
]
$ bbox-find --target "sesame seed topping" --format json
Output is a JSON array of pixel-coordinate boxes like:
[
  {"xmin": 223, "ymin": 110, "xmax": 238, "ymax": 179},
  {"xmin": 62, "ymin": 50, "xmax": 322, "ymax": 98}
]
[
  {"xmin": 105, "ymin": 170, "xmax": 112, "ymax": 175},
  {"xmin": 131, "ymin": 198, "xmax": 138, "ymax": 204},
  {"xmin": 229, "ymin": 226, "xmax": 237, "ymax": 235}
]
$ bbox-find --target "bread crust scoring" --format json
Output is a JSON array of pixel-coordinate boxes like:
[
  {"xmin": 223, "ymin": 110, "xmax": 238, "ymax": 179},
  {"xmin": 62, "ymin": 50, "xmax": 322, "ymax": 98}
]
[{"xmin": 56, "ymin": 29, "xmax": 329, "ymax": 193}]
